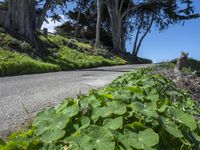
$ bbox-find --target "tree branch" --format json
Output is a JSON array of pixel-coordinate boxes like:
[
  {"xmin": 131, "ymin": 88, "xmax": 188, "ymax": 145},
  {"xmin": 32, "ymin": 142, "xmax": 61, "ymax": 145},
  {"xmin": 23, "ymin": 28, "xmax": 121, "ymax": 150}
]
[
  {"xmin": 36, "ymin": 0, "xmax": 52, "ymax": 29},
  {"xmin": 135, "ymin": 13, "xmax": 154, "ymax": 56},
  {"xmin": 119, "ymin": 0, "xmax": 124, "ymax": 14},
  {"xmin": 120, "ymin": 0, "xmax": 159, "ymax": 19}
]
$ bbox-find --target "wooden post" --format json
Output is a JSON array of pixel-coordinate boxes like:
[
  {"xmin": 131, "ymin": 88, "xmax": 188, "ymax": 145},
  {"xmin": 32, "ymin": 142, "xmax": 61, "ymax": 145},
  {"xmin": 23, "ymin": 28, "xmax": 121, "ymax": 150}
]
[
  {"xmin": 174, "ymin": 52, "xmax": 188, "ymax": 82},
  {"xmin": 43, "ymin": 28, "xmax": 48, "ymax": 37}
]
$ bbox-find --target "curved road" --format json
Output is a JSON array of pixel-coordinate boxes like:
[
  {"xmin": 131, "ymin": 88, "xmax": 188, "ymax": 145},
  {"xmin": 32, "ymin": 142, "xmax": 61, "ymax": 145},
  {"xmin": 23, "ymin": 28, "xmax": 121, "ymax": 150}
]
[{"xmin": 0, "ymin": 64, "xmax": 149, "ymax": 136}]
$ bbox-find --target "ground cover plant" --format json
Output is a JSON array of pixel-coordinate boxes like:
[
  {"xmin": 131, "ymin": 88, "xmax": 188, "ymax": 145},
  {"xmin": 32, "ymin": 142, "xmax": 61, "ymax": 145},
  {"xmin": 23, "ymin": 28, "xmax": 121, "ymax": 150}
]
[
  {"xmin": 0, "ymin": 49, "xmax": 61, "ymax": 76},
  {"xmin": 0, "ymin": 29, "xmax": 127, "ymax": 76},
  {"xmin": 1, "ymin": 68, "xmax": 200, "ymax": 150}
]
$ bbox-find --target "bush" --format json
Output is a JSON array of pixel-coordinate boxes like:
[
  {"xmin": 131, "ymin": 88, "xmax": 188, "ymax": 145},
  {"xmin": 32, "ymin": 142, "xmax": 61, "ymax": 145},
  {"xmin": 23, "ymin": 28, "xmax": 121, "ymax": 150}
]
[{"xmin": 1, "ymin": 69, "xmax": 199, "ymax": 149}]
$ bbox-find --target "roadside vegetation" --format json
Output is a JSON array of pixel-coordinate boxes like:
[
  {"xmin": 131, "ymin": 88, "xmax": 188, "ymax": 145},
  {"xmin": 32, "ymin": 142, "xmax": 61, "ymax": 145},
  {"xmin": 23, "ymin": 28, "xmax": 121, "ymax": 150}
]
[
  {"xmin": 1, "ymin": 68, "xmax": 199, "ymax": 149},
  {"xmin": 0, "ymin": 28, "xmax": 128, "ymax": 76}
]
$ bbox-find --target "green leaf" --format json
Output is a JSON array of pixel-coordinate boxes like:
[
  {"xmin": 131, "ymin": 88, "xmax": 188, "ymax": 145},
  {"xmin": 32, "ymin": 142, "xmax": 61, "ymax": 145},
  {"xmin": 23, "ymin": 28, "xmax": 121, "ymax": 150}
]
[
  {"xmin": 91, "ymin": 107, "xmax": 111, "ymax": 123},
  {"xmin": 80, "ymin": 117, "xmax": 91, "ymax": 129},
  {"xmin": 146, "ymin": 89, "xmax": 159, "ymax": 102},
  {"xmin": 103, "ymin": 117, "xmax": 123, "ymax": 130},
  {"xmin": 61, "ymin": 104, "xmax": 80, "ymax": 118},
  {"xmin": 128, "ymin": 86, "xmax": 143, "ymax": 94},
  {"xmin": 106, "ymin": 101, "xmax": 127, "ymax": 115},
  {"xmin": 82, "ymin": 125, "xmax": 115, "ymax": 150},
  {"xmin": 161, "ymin": 117, "xmax": 183, "ymax": 138},
  {"xmin": 0, "ymin": 138, "xmax": 5, "ymax": 146},
  {"xmin": 65, "ymin": 132, "xmax": 93, "ymax": 150},
  {"xmin": 33, "ymin": 108, "xmax": 55, "ymax": 127},
  {"xmin": 82, "ymin": 95, "xmax": 101, "ymax": 108},
  {"xmin": 130, "ymin": 102, "xmax": 159, "ymax": 119},
  {"xmin": 168, "ymin": 108, "xmax": 197, "ymax": 130},
  {"xmin": 35, "ymin": 113, "xmax": 69, "ymax": 136},
  {"xmin": 40, "ymin": 129, "xmax": 65, "ymax": 143},
  {"xmin": 157, "ymin": 99, "xmax": 170, "ymax": 113},
  {"xmin": 123, "ymin": 128, "xmax": 159, "ymax": 149}
]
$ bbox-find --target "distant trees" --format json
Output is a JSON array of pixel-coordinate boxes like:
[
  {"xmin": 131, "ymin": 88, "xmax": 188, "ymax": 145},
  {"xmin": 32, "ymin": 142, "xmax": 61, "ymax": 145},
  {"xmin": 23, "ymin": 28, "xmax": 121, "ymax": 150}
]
[{"xmin": 56, "ymin": 0, "xmax": 113, "ymax": 48}]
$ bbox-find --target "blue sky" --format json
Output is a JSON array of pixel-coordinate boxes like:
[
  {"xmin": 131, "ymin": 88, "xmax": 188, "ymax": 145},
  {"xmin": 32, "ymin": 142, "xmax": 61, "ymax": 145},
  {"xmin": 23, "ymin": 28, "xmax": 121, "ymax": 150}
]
[{"xmin": 127, "ymin": 17, "xmax": 200, "ymax": 62}]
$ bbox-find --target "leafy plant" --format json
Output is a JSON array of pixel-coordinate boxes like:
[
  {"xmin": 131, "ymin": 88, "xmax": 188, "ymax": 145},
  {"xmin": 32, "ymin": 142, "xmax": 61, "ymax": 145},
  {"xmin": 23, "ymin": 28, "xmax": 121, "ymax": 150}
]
[{"xmin": 1, "ymin": 69, "xmax": 200, "ymax": 149}]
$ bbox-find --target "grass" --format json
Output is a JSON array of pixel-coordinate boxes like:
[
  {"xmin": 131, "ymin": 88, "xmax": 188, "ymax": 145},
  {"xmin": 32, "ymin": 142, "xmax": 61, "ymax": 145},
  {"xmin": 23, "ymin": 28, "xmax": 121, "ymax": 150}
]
[
  {"xmin": 0, "ymin": 30, "xmax": 127, "ymax": 76},
  {"xmin": 0, "ymin": 49, "xmax": 61, "ymax": 76}
]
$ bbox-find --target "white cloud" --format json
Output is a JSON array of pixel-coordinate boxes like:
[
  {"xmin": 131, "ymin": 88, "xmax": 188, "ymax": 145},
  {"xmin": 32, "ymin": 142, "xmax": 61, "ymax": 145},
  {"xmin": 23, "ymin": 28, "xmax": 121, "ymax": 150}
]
[{"xmin": 41, "ymin": 15, "xmax": 67, "ymax": 33}]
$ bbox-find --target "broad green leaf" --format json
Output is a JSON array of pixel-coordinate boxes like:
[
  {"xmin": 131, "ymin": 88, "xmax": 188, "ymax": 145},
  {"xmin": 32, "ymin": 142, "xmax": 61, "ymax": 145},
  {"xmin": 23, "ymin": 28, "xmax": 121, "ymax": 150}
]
[
  {"xmin": 91, "ymin": 107, "xmax": 111, "ymax": 123},
  {"xmin": 82, "ymin": 125, "xmax": 115, "ymax": 150},
  {"xmin": 157, "ymin": 99, "xmax": 170, "ymax": 113},
  {"xmin": 65, "ymin": 132, "xmax": 93, "ymax": 150},
  {"xmin": 168, "ymin": 108, "xmax": 197, "ymax": 130},
  {"xmin": 128, "ymin": 86, "xmax": 143, "ymax": 94},
  {"xmin": 146, "ymin": 89, "xmax": 159, "ymax": 102},
  {"xmin": 33, "ymin": 108, "xmax": 55, "ymax": 127},
  {"xmin": 129, "ymin": 102, "xmax": 159, "ymax": 119},
  {"xmin": 80, "ymin": 117, "xmax": 91, "ymax": 129},
  {"xmin": 35, "ymin": 113, "xmax": 69, "ymax": 136},
  {"xmin": 161, "ymin": 117, "xmax": 183, "ymax": 138},
  {"xmin": 62, "ymin": 104, "xmax": 80, "ymax": 118},
  {"xmin": 106, "ymin": 101, "xmax": 127, "ymax": 115},
  {"xmin": 103, "ymin": 117, "xmax": 123, "ymax": 130},
  {"xmin": 123, "ymin": 128, "xmax": 159, "ymax": 149},
  {"xmin": 112, "ymin": 90, "xmax": 132, "ymax": 103},
  {"xmin": 82, "ymin": 95, "xmax": 101, "ymax": 108},
  {"xmin": 40, "ymin": 129, "xmax": 65, "ymax": 143}
]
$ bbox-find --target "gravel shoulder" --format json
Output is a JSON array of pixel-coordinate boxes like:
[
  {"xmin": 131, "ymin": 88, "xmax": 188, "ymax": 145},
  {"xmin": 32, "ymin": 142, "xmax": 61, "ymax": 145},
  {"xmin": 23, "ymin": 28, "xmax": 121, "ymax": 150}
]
[{"xmin": 0, "ymin": 64, "xmax": 149, "ymax": 136}]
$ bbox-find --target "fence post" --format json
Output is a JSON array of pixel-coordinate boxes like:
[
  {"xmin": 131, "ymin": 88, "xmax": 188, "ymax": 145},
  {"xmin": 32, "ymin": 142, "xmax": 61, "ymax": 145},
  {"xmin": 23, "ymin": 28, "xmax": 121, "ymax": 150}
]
[{"xmin": 43, "ymin": 28, "xmax": 48, "ymax": 37}]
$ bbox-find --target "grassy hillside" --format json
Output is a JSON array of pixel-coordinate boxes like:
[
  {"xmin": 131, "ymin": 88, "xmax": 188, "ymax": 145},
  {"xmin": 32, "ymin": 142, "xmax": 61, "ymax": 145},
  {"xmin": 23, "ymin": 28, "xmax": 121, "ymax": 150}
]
[
  {"xmin": 0, "ymin": 49, "xmax": 61, "ymax": 76},
  {"xmin": 1, "ymin": 68, "xmax": 199, "ymax": 149},
  {"xmin": 0, "ymin": 28, "xmax": 127, "ymax": 76}
]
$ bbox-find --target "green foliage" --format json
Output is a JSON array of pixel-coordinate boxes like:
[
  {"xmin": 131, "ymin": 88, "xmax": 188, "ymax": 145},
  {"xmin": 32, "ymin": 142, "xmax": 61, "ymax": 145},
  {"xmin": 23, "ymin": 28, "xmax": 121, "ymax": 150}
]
[
  {"xmin": 0, "ymin": 49, "xmax": 61, "ymax": 76},
  {"xmin": 2, "ymin": 69, "xmax": 200, "ymax": 149},
  {"xmin": 0, "ymin": 30, "xmax": 127, "ymax": 76},
  {"xmin": 46, "ymin": 46, "xmax": 126, "ymax": 70}
]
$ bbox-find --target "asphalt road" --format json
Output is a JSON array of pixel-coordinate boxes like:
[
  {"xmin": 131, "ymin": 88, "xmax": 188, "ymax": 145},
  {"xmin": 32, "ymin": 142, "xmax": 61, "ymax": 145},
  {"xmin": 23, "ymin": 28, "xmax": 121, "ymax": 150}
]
[{"xmin": 0, "ymin": 64, "xmax": 149, "ymax": 135}]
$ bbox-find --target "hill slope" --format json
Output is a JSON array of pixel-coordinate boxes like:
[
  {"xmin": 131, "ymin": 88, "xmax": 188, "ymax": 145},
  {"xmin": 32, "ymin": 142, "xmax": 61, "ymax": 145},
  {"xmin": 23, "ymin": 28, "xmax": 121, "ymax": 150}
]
[{"xmin": 0, "ymin": 28, "xmax": 127, "ymax": 76}]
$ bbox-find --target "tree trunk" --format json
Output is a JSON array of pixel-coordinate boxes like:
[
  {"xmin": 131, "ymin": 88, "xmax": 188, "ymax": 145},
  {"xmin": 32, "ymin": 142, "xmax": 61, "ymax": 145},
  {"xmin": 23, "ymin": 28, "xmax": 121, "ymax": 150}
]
[
  {"xmin": 74, "ymin": 11, "xmax": 81, "ymax": 38},
  {"xmin": 132, "ymin": 14, "xmax": 154, "ymax": 57},
  {"xmin": 95, "ymin": 0, "xmax": 102, "ymax": 47},
  {"xmin": 8, "ymin": 0, "xmax": 37, "ymax": 46},
  {"xmin": 74, "ymin": 0, "xmax": 82, "ymax": 38},
  {"xmin": 36, "ymin": 0, "xmax": 52, "ymax": 30},
  {"xmin": 174, "ymin": 52, "xmax": 188, "ymax": 84},
  {"xmin": 106, "ymin": 3, "xmax": 122, "ymax": 53}
]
